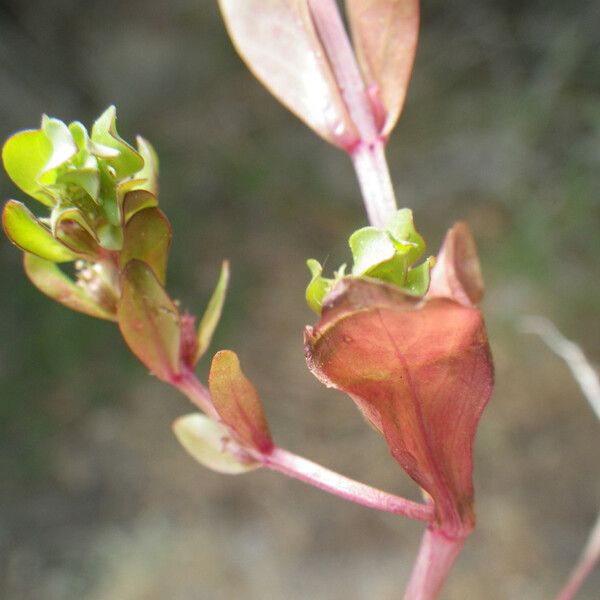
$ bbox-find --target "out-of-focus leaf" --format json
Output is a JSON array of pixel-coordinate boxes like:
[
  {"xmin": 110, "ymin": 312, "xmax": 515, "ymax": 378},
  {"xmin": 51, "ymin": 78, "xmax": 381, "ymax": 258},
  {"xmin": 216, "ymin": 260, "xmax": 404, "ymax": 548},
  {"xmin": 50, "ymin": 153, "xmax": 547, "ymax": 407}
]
[
  {"xmin": 306, "ymin": 277, "xmax": 493, "ymax": 530},
  {"xmin": 55, "ymin": 220, "xmax": 100, "ymax": 258},
  {"xmin": 209, "ymin": 350, "xmax": 273, "ymax": 453},
  {"xmin": 23, "ymin": 253, "xmax": 116, "ymax": 320},
  {"xmin": 121, "ymin": 208, "xmax": 171, "ymax": 285},
  {"xmin": 2, "ymin": 129, "xmax": 53, "ymax": 205},
  {"xmin": 118, "ymin": 259, "xmax": 181, "ymax": 382},
  {"xmin": 2, "ymin": 200, "xmax": 77, "ymax": 262},
  {"xmin": 427, "ymin": 221, "xmax": 484, "ymax": 307},
  {"xmin": 173, "ymin": 413, "xmax": 260, "ymax": 475},
  {"xmin": 91, "ymin": 106, "xmax": 144, "ymax": 178},
  {"xmin": 196, "ymin": 261, "xmax": 230, "ymax": 362},
  {"xmin": 136, "ymin": 136, "xmax": 159, "ymax": 195},
  {"xmin": 346, "ymin": 0, "xmax": 419, "ymax": 136},
  {"xmin": 50, "ymin": 206, "xmax": 98, "ymax": 243},
  {"xmin": 219, "ymin": 0, "xmax": 359, "ymax": 149},
  {"xmin": 122, "ymin": 190, "xmax": 159, "ymax": 222}
]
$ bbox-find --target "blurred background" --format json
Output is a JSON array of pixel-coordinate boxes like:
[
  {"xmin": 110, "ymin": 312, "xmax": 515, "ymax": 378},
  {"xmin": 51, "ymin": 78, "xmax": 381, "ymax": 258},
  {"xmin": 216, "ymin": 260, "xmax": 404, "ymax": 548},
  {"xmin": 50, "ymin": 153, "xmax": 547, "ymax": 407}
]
[{"xmin": 1, "ymin": 1, "xmax": 599, "ymax": 598}]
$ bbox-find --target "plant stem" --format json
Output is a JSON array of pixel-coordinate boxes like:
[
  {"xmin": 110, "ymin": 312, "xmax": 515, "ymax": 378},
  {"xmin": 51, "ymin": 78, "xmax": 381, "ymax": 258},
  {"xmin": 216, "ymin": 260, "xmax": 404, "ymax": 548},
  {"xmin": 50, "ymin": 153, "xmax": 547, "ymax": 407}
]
[
  {"xmin": 351, "ymin": 142, "xmax": 398, "ymax": 227},
  {"xmin": 307, "ymin": 0, "xmax": 398, "ymax": 227},
  {"xmin": 263, "ymin": 446, "xmax": 433, "ymax": 521},
  {"xmin": 172, "ymin": 369, "xmax": 220, "ymax": 421},
  {"xmin": 171, "ymin": 370, "xmax": 433, "ymax": 521},
  {"xmin": 403, "ymin": 526, "xmax": 470, "ymax": 600},
  {"xmin": 556, "ymin": 511, "xmax": 600, "ymax": 600}
]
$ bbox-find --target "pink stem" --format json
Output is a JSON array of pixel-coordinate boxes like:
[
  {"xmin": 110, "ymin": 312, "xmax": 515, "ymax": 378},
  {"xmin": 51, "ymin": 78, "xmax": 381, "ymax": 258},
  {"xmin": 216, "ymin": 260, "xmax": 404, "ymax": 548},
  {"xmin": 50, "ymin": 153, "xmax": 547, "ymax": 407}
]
[
  {"xmin": 172, "ymin": 369, "xmax": 220, "ymax": 421},
  {"xmin": 556, "ymin": 511, "xmax": 600, "ymax": 600},
  {"xmin": 403, "ymin": 526, "xmax": 470, "ymax": 600},
  {"xmin": 263, "ymin": 446, "xmax": 433, "ymax": 521},
  {"xmin": 307, "ymin": 0, "xmax": 397, "ymax": 227},
  {"xmin": 172, "ymin": 371, "xmax": 432, "ymax": 521}
]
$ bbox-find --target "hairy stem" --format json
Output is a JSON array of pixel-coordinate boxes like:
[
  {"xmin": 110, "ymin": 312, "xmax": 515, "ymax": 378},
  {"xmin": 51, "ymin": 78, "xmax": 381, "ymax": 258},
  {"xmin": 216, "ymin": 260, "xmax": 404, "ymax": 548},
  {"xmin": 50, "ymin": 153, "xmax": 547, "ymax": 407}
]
[
  {"xmin": 263, "ymin": 446, "xmax": 433, "ymax": 521},
  {"xmin": 556, "ymin": 511, "xmax": 600, "ymax": 600},
  {"xmin": 307, "ymin": 0, "xmax": 398, "ymax": 227},
  {"xmin": 403, "ymin": 526, "xmax": 470, "ymax": 600}
]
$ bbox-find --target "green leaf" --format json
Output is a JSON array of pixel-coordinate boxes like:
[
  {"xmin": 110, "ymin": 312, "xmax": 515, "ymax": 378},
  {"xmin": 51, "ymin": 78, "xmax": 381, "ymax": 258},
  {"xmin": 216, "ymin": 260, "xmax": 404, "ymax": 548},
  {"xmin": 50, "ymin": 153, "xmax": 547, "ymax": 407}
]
[
  {"xmin": 56, "ymin": 168, "xmax": 100, "ymax": 202},
  {"xmin": 121, "ymin": 207, "xmax": 171, "ymax": 285},
  {"xmin": 196, "ymin": 261, "xmax": 229, "ymax": 363},
  {"xmin": 23, "ymin": 253, "xmax": 116, "ymax": 320},
  {"xmin": 117, "ymin": 259, "xmax": 181, "ymax": 382},
  {"xmin": 349, "ymin": 226, "xmax": 396, "ymax": 276},
  {"xmin": 405, "ymin": 257, "xmax": 434, "ymax": 296},
  {"xmin": 305, "ymin": 259, "xmax": 334, "ymax": 315},
  {"xmin": 91, "ymin": 106, "xmax": 144, "ymax": 178},
  {"xmin": 386, "ymin": 208, "xmax": 425, "ymax": 265},
  {"xmin": 2, "ymin": 200, "xmax": 77, "ymax": 262},
  {"xmin": 136, "ymin": 136, "xmax": 159, "ymax": 195},
  {"xmin": 2, "ymin": 129, "xmax": 53, "ymax": 205},
  {"xmin": 173, "ymin": 413, "xmax": 260, "ymax": 475},
  {"xmin": 40, "ymin": 115, "xmax": 78, "ymax": 174},
  {"xmin": 209, "ymin": 350, "xmax": 273, "ymax": 453}
]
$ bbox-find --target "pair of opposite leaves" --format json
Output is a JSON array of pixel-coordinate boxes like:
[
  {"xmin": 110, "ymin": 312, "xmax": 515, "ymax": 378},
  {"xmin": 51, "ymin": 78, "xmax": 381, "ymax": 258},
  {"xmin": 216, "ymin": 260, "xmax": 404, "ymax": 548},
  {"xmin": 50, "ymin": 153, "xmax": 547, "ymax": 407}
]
[{"xmin": 180, "ymin": 222, "xmax": 494, "ymax": 533}]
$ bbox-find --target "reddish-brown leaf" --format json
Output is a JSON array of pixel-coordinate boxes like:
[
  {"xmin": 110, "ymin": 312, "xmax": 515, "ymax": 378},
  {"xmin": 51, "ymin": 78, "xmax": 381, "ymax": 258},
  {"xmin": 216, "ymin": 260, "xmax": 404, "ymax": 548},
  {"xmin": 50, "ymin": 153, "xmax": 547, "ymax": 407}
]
[
  {"xmin": 305, "ymin": 278, "xmax": 493, "ymax": 530},
  {"xmin": 209, "ymin": 350, "xmax": 273, "ymax": 453},
  {"xmin": 346, "ymin": 0, "xmax": 419, "ymax": 136},
  {"xmin": 427, "ymin": 221, "xmax": 484, "ymax": 307}
]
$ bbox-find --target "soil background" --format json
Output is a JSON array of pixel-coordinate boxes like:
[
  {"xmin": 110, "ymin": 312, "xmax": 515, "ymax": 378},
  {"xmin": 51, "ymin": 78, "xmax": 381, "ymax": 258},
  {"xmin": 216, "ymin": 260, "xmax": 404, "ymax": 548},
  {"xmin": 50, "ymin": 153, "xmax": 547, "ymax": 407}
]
[{"xmin": 1, "ymin": 1, "xmax": 599, "ymax": 599}]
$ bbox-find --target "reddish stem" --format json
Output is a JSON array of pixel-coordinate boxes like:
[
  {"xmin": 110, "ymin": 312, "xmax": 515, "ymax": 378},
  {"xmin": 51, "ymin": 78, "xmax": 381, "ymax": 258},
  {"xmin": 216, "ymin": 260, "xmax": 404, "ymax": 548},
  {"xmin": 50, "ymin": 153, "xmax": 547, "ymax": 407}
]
[
  {"xmin": 172, "ymin": 369, "xmax": 220, "ymax": 421},
  {"xmin": 556, "ymin": 511, "xmax": 600, "ymax": 600},
  {"xmin": 263, "ymin": 446, "xmax": 434, "ymax": 521},
  {"xmin": 172, "ymin": 370, "xmax": 433, "ymax": 521},
  {"xmin": 403, "ymin": 526, "xmax": 470, "ymax": 600},
  {"xmin": 307, "ymin": 0, "xmax": 397, "ymax": 227}
]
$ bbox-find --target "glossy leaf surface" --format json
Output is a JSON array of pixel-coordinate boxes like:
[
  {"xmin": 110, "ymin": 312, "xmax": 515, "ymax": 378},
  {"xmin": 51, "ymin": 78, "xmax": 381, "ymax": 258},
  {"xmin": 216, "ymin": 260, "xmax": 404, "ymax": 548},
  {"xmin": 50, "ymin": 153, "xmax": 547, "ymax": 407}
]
[
  {"xmin": 219, "ymin": 0, "xmax": 358, "ymax": 148},
  {"xmin": 24, "ymin": 254, "xmax": 116, "ymax": 320},
  {"xmin": 118, "ymin": 259, "xmax": 181, "ymax": 382},
  {"xmin": 196, "ymin": 261, "xmax": 230, "ymax": 362},
  {"xmin": 306, "ymin": 278, "xmax": 493, "ymax": 529},
  {"xmin": 209, "ymin": 350, "xmax": 273, "ymax": 453},
  {"xmin": 346, "ymin": 0, "xmax": 419, "ymax": 136},
  {"xmin": 173, "ymin": 413, "xmax": 260, "ymax": 474},
  {"xmin": 3, "ymin": 201, "xmax": 77, "ymax": 262}
]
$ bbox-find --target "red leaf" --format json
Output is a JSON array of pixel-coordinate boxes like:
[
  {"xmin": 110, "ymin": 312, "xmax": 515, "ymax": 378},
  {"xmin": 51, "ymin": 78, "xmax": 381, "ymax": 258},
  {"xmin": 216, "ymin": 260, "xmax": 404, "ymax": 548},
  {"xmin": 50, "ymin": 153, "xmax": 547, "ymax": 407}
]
[
  {"xmin": 209, "ymin": 350, "xmax": 273, "ymax": 453},
  {"xmin": 305, "ymin": 277, "xmax": 493, "ymax": 531},
  {"xmin": 117, "ymin": 260, "xmax": 181, "ymax": 382},
  {"xmin": 346, "ymin": 0, "xmax": 420, "ymax": 137},
  {"xmin": 427, "ymin": 221, "xmax": 484, "ymax": 307}
]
